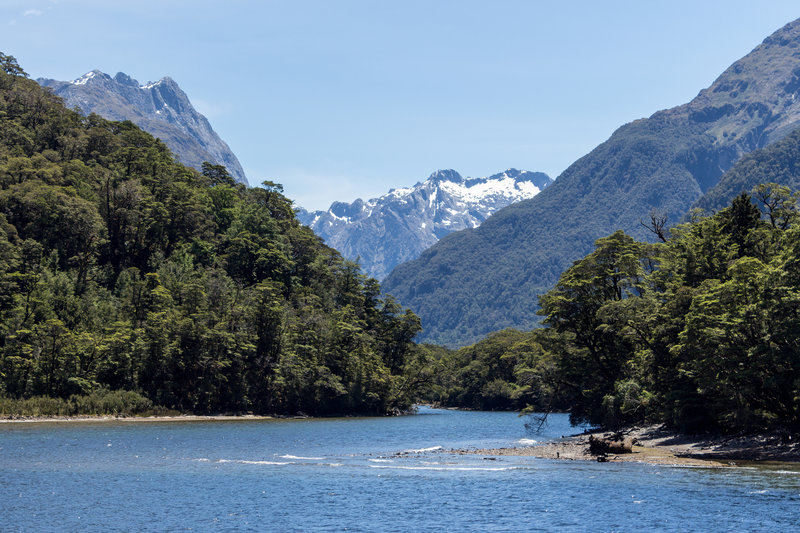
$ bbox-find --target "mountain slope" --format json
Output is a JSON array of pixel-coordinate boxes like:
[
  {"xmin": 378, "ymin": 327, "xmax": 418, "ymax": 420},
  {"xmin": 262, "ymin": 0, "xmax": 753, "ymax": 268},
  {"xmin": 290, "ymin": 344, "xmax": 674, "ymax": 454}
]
[
  {"xmin": 383, "ymin": 17, "xmax": 800, "ymax": 347},
  {"xmin": 692, "ymin": 127, "xmax": 800, "ymax": 213},
  {"xmin": 39, "ymin": 70, "xmax": 248, "ymax": 185},
  {"xmin": 297, "ymin": 169, "xmax": 551, "ymax": 280}
]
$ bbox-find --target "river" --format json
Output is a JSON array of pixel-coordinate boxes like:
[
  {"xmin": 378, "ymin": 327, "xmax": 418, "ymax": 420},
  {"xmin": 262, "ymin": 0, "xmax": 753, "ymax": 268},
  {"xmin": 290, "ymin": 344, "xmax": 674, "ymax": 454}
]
[{"xmin": 2, "ymin": 407, "xmax": 799, "ymax": 531}]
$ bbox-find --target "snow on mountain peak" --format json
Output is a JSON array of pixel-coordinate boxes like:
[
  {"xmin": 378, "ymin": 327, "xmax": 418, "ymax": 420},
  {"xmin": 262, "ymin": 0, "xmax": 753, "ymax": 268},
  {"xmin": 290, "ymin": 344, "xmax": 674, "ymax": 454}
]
[
  {"xmin": 439, "ymin": 174, "xmax": 541, "ymax": 204},
  {"xmin": 70, "ymin": 70, "xmax": 167, "ymax": 90},
  {"xmin": 140, "ymin": 77, "xmax": 172, "ymax": 90},
  {"xmin": 71, "ymin": 70, "xmax": 102, "ymax": 85},
  {"xmin": 297, "ymin": 168, "xmax": 552, "ymax": 280}
]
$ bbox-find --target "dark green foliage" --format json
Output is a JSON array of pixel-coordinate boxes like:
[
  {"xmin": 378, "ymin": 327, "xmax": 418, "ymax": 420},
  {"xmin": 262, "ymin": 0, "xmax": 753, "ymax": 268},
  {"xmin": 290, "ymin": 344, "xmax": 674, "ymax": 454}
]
[
  {"xmin": 435, "ymin": 187, "xmax": 800, "ymax": 432},
  {"xmin": 0, "ymin": 55, "xmax": 421, "ymax": 416},
  {"xmin": 536, "ymin": 231, "xmax": 654, "ymax": 425},
  {"xmin": 0, "ymin": 53, "xmax": 27, "ymax": 78},
  {"xmin": 418, "ymin": 329, "xmax": 531, "ymax": 411}
]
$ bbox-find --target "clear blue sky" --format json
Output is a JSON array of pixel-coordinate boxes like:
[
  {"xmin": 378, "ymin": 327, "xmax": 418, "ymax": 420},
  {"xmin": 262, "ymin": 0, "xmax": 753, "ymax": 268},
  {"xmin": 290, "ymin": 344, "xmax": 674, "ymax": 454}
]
[{"xmin": 2, "ymin": 1, "xmax": 799, "ymax": 210}]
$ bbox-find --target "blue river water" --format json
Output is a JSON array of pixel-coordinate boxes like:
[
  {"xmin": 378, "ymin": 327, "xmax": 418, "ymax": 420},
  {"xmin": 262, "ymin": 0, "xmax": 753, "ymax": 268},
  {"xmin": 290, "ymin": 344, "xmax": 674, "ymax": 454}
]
[{"xmin": 2, "ymin": 407, "xmax": 800, "ymax": 532}]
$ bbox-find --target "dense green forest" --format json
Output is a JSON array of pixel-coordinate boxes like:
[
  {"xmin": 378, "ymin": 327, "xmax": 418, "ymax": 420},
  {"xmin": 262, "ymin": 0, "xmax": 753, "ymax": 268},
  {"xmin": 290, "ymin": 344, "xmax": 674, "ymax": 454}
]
[
  {"xmin": 0, "ymin": 53, "xmax": 424, "ymax": 417},
  {"xmin": 423, "ymin": 185, "xmax": 800, "ymax": 432},
  {"xmin": 414, "ymin": 330, "xmax": 534, "ymax": 411}
]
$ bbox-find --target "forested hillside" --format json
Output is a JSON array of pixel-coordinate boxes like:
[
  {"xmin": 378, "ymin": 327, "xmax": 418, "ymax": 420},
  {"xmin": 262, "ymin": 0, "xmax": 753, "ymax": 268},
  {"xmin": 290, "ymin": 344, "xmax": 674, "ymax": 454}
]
[
  {"xmin": 693, "ymin": 128, "xmax": 800, "ymax": 214},
  {"xmin": 0, "ymin": 54, "xmax": 422, "ymax": 416},
  {"xmin": 383, "ymin": 17, "xmax": 800, "ymax": 347},
  {"xmin": 422, "ymin": 183, "xmax": 800, "ymax": 432}
]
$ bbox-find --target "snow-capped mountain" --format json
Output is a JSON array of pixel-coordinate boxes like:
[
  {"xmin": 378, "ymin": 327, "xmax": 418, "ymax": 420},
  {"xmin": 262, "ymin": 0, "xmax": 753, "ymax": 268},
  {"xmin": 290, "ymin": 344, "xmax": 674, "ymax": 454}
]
[
  {"xmin": 297, "ymin": 169, "xmax": 552, "ymax": 280},
  {"xmin": 38, "ymin": 71, "xmax": 247, "ymax": 184}
]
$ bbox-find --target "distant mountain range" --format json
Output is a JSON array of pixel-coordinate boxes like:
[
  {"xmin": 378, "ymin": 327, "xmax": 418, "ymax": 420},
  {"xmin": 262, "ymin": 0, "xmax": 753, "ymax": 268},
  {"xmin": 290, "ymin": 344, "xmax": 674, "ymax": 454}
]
[
  {"xmin": 38, "ymin": 71, "xmax": 247, "ymax": 185},
  {"xmin": 382, "ymin": 17, "xmax": 800, "ymax": 347},
  {"xmin": 297, "ymin": 169, "xmax": 551, "ymax": 280}
]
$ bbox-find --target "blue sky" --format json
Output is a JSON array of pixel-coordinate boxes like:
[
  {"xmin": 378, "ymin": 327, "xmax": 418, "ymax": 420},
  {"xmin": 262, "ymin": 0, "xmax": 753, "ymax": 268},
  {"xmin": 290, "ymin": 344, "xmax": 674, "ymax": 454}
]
[{"xmin": 2, "ymin": 1, "xmax": 799, "ymax": 210}]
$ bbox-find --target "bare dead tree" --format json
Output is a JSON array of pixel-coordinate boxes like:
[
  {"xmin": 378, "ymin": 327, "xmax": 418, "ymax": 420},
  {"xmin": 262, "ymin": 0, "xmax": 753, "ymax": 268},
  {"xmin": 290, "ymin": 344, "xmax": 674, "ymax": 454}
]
[{"xmin": 640, "ymin": 209, "xmax": 668, "ymax": 242}]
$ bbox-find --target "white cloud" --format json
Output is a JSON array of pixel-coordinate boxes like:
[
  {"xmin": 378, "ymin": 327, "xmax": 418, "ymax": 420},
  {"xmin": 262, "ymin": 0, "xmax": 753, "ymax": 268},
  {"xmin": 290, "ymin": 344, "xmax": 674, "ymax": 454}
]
[
  {"xmin": 192, "ymin": 98, "xmax": 232, "ymax": 119},
  {"xmin": 23, "ymin": 9, "xmax": 42, "ymax": 16}
]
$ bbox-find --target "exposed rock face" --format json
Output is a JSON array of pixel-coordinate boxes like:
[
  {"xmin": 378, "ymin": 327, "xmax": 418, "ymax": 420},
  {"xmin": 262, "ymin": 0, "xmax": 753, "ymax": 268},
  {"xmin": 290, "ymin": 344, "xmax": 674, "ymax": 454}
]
[
  {"xmin": 39, "ymin": 71, "xmax": 247, "ymax": 185},
  {"xmin": 692, "ymin": 128, "xmax": 800, "ymax": 214},
  {"xmin": 382, "ymin": 17, "xmax": 800, "ymax": 346},
  {"xmin": 296, "ymin": 168, "xmax": 551, "ymax": 280}
]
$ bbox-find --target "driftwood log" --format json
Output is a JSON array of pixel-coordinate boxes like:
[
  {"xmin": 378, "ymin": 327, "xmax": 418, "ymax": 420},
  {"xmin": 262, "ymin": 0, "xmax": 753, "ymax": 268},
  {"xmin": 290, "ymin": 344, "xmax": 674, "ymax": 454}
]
[{"xmin": 588, "ymin": 435, "xmax": 634, "ymax": 455}]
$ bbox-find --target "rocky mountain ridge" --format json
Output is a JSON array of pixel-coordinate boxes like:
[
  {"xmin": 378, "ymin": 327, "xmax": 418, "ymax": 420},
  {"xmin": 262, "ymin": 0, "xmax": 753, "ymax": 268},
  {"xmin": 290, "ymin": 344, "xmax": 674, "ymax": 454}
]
[
  {"xmin": 297, "ymin": 168, "xmax": 551, "ymax": 280},
  {"xmin": 38, "ymin": 70, "xmax": 247, "ymax": 184}
]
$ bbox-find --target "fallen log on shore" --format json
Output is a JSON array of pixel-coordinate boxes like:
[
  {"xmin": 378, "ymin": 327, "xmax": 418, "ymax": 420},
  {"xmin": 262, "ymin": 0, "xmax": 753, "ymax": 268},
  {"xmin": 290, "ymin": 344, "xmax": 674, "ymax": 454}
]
[{"xmin": 588, "ymin": 435, "xmax": 634, "ymax": 455}]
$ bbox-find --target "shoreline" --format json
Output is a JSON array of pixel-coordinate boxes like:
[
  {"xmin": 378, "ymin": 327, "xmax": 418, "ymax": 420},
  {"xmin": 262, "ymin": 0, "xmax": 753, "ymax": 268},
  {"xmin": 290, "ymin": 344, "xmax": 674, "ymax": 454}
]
[
  {"xmin": 0, "ymin": 406, "xmax": 426, "ymax": 424},
  {"xmin": 0, "ymin": 414, "xmax": 280, "ymax": 424},
  {"xmin": 5, "ymin": 413, "xmax": 799, "ymax": 469},
  {"xmin": 456, "ymin": 425, "xmax": 800, "ymax": 467}
]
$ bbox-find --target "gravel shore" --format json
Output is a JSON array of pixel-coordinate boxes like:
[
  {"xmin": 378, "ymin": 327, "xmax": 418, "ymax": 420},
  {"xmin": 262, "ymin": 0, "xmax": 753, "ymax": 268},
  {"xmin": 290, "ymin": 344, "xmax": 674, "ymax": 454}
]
[{"xmin": 455, "ymin": 425, "xmax": 800, "ymax": 467}]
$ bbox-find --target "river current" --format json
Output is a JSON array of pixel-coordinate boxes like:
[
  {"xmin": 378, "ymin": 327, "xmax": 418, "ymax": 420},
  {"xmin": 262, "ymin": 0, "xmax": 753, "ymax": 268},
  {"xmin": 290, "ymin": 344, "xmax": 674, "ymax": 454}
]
[{"xmin": 2, "ymin": 407, "xmax": 799, "ymax": 531}]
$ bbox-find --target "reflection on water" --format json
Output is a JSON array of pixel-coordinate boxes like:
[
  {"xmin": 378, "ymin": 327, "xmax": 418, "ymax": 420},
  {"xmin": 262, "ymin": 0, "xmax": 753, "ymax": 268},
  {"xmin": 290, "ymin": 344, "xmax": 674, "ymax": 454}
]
[{"xmin": 2, "ymin": 407, "xmax": 799, "ymax": 532}]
